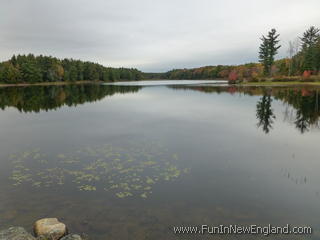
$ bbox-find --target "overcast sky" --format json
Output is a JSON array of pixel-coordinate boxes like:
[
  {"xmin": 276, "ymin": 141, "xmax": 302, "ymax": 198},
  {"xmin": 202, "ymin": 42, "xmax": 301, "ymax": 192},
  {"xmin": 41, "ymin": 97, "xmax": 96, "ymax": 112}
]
[{"xmin": 0, "ymin": 0, "xmax": 319, "ymax": 72}]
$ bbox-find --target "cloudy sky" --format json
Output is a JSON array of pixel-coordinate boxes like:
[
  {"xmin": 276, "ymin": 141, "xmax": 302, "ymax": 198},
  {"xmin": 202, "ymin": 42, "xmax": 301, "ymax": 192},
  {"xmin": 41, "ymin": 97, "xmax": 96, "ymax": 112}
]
[{"xmin": 0, "ymin": 0, "xmax": 319, "ymax": 72}]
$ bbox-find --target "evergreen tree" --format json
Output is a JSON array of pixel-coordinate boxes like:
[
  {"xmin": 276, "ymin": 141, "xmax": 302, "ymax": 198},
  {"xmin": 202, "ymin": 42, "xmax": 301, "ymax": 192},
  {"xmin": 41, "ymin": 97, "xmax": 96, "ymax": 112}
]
[
  {"xmin": 259, "ymin": 36, "xmax": 270, "ymax": 76},
  {"xmin": 259, "ymin": 29, "xmax": 281, "ymax": 76},
  {"xmin": 69, "ymin": 66, "xmax": 78, "ymax": 82},
  {"xmin": 20, "ymin": 62, "xmax": 42, "ymax": 83},
  {"xmin": 268, "ymin": 29, "xmax": 281, "ymax": 72},
  {"xmin": 300, "ymin": 26, "xmax": 320, "ymax": 72},
  {"xmin": 0, "ymin": 62, "xmax": 21, "ymax": 83},
  {"xmin": 315, "ymin": 39, "xmax": 320, "ymax": 72},
  {"xmin": 300, "ymin": 26, "xmax": 319, "ymax": 49}
]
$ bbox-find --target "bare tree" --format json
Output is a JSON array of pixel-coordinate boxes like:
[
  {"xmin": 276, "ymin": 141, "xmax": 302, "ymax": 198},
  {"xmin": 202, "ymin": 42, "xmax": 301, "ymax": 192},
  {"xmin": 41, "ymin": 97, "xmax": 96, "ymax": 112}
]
[{"xmin": 287, "ymin": 38, "xmax": 300, "ymax": 76}]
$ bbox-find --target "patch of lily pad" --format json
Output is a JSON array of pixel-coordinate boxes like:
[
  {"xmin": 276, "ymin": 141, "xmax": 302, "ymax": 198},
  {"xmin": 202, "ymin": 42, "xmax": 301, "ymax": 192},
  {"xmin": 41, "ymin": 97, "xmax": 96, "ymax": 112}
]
[{"xmin": 8, "ymin": 141, "xmax": 190, "ymax": 199}]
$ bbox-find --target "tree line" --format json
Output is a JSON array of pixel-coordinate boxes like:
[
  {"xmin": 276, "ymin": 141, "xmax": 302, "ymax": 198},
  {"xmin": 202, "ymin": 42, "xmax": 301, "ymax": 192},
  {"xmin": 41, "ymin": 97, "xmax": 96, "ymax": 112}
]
[
  {"xmin": 1, "ymin": 26, "xmax": 319, "ymax": 84},
  {"xmin": 147, "ymin": 26, "xmax": 320, "ymax": 82},
  {"xmin": 0, "ymin": 54, "xmax": 143, "ymax": 84}
]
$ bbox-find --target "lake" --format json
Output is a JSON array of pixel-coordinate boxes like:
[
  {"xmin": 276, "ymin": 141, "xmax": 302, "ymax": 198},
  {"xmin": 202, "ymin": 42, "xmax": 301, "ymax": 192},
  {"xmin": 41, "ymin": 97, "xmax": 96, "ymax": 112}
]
[{"xmin": 0, "ymin": 81, "xmax": 319, "ymax": 239}]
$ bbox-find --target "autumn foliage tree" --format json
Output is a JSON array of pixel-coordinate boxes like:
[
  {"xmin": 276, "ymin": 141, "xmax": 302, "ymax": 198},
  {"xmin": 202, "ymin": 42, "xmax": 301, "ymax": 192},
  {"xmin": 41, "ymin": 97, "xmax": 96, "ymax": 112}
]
[
  {"xmin": 302, "ymin": 70, "xmax": 311, "ymax": 80},
  {"xmin": 228, "ymin": 70, "xmax": 238, "ymax": 83}
]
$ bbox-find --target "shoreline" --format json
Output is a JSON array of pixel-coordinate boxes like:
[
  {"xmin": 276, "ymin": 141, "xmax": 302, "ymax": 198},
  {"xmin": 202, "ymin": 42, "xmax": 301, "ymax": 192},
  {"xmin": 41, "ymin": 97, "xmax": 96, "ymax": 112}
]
[
  {"xmin": 0, "ymin": 80, "xmax": 102, "ymax": 88},
  {"xmin": 237, "ymin": 81, "xmax": 320, "ymax": 87},
  {"xmin": 1, "ymin": 79, "xmax": 320, "ymax": 88}
]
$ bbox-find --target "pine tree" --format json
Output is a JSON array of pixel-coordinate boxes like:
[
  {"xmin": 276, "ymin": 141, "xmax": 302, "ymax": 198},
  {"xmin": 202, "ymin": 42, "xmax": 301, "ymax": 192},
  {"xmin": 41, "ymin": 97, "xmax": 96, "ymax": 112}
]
[
  {"xmin": 69, "ymin": 66, "xmax": 78, "ymax": 81},
  {"xmin": 259, "ymin": 29, "xmax": 281, "ymax": 76},
  {"xmin": 268, "ymin": 29, "xmax": 281, "ymax": 72},
  {"xmin": 20, "ymin": 61, "xmax": 42, "ymax": 83},
  {"xmin": 300, "ymin": 26, "xmax": 320, "ymax": 72},
  {"xmin": 259, "ymin": 36, "xmax": 270, "ymax": 76},
  {"xmin": 315, "ymin": 39, "xmax": 320, "ymax": 72},
  {"xmin": 300, "ymin": 26, "xmax": 319, "ymax": 49},
  {"xmin": 0, "ymin": 62, "xmax": 21, "ymax": 83}
]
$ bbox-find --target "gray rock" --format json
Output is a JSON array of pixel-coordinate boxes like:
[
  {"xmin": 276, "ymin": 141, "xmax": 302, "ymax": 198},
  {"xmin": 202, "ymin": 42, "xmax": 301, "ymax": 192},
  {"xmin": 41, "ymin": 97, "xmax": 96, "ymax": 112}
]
[
  {"xmin": 60, "ymin": 234, "xmax": 82, "ymax": 240},
  {"xmin": 0, "ymin": 227, "xmax": 36, "ymax": 240}
]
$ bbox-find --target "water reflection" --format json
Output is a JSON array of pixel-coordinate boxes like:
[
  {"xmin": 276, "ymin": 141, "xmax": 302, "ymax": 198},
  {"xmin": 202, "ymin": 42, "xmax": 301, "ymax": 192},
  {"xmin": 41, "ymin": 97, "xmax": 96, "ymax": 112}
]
[
  {"xmin": 281, "ymin": 168, "xmax": 308, "ymax": 185},
  {"xmin": 1, "ymin": 83, "xmax": 320, "ymax": 239},
  {"xmin": 0, "ymin": 84, "xmax": 141, "ymax": 113},
  {"xmin": 2, "ymin": 84, "xmax": 320, "ymax": 135},
  {"xmin": 170, "ymin": 85, "xmax": 320, "ymax": 134},
  {"xmin": 276, "ymin": 88, "xmax": 320, "ymax": 133},
  {"xmin": 256, "ymin": 92, "xmax": 275, "ymax": 134}
]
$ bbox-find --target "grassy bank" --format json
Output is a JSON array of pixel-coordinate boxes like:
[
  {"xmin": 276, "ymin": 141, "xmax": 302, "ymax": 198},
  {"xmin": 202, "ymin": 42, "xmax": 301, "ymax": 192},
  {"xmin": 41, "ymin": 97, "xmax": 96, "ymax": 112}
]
[
  {"xmin": 236, "ymin": 75, "xmax": 320, "ymax": 86},
  {"xmin": 240, "ymin": 81, "xmax": 320, "ymax": 86}
]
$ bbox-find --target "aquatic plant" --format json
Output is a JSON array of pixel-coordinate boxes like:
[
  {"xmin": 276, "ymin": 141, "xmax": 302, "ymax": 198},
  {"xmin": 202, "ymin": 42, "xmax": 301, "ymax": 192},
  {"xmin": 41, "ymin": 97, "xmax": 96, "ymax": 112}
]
[{"xmin": 9, "ymin": 141, "xmax": 190, "ymax": 199}]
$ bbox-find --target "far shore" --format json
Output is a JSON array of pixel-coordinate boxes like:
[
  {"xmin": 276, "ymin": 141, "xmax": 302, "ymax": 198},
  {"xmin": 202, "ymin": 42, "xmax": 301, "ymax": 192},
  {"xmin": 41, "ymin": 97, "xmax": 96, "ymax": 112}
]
[
  {"xmin": 238, "ymin": 81, "xmax": 320, "ymax": 87},
  {"xmin": 0, "ymin": 80, "xmax": 103, "ymax": 88},
  {"xmin": 1, "ymin": 79, "xmax": 320, "ymax": 88}
]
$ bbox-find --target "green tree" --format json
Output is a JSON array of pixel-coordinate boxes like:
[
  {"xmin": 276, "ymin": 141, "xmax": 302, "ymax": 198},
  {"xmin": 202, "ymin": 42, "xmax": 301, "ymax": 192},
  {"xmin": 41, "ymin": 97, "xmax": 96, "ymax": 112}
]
[
  {"xmin": 259, "ymin": 36, "xmax": 270, "ymax": 76},
  {"xmin": 300, "ymin": 26, "xmax": 320, "ymax": 72},
  {"xmin": 300, "ymin": 26, "xmax": 319, "ymax": 49},
  {"xmin": 69, "ymin": 66, "xmax": 78, "ymax": 82},
  {"xmin": 0, "ymin": 62, "xmax": 21, "ymax": 83},
  {"xmin": 20, "ymin": 62, "xmax": 42, "ymax": 83},
  {"xmin": 259, "ymin": 29, "xmax": 281, "ymax": 76}
]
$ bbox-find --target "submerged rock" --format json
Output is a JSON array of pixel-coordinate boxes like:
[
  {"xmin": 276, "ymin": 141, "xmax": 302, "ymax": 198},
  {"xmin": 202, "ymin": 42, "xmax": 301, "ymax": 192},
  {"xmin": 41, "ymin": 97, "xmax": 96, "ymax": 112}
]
[
  {"xmin": 34, "ymin": 218, "xmax": 67, "ymax": 240},
  {"xmin": 60, "ymin": 234, "xmax": 82, "ymax": 240},
  {"xmin": 0, "ymin": 227, "xmax": 36, "ymax": 240}
]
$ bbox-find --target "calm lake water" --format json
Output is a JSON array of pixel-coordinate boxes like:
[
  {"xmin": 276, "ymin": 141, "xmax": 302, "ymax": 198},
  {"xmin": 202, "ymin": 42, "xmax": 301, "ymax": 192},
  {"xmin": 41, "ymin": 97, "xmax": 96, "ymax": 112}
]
[{"xmin": 0, "ymin": 81, "xmax": 320, "ymax": 239}]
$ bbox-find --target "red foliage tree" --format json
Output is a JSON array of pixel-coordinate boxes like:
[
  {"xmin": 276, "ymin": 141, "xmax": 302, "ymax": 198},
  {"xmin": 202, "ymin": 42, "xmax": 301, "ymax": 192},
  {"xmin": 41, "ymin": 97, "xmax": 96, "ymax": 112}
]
[
  {"xmin": 302, "ymin": 70, "xmax": 311, "ymax": 80},
  {"xmin": 228, "ymin": 70, "xmax": 238, "ymax": 83}
]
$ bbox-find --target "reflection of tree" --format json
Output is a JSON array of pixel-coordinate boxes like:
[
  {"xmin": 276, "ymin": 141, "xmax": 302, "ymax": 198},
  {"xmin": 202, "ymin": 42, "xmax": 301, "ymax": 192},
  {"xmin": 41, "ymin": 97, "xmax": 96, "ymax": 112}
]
[
  {"xmin": 256, "ymin": 94, "xmax": 275, "ymax": 134},
  {"xmin": 283, "ymin": 103, "xmax": 295, "ymax": 124},
  {"xmin": 294, "ymin": 90, "xmax": 320, "ymax": 133},
  {"xmin": 275, "ymin": 88, "xmax": 320, "ymax": 133},
  {"xmin": 0, "ymin": 84, "xmax": 141, "ymax": 113},
  {"xmin": 295, "ymin": 110, "xmax": 309, "ymax": 133},
  {"xmin": 171, "ymin": 85, "xmax": 320, "ymax": 134}
]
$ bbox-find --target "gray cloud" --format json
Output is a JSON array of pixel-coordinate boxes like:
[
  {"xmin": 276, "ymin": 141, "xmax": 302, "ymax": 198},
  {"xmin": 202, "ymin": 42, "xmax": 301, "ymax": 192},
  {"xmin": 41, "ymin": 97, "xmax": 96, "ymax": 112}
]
[{"xmin": 0, "ymin": 0, "xmax": 319, "ymax": 72}]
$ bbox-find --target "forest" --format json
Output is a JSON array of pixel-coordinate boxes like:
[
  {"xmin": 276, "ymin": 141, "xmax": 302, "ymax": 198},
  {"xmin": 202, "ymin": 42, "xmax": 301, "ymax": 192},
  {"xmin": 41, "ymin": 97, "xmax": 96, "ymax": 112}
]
[
  {"xmin": 147, "ymin": 26, "xmax": 320, "ymax": 82},
  {"xmin": 0, "ymin": 54, "xmax": 143, "ymax": 84},
  {"xmin": 0, "ymin": 26, "xmax": 319, "ymax": 84}
]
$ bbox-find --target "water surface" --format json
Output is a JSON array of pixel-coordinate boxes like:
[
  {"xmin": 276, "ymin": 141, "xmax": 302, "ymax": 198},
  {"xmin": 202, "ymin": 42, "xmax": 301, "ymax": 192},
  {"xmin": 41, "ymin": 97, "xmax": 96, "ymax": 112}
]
[
  {"xmin": 0, "ymin": 82, "xmax": 320, "ymax": 239},
  {"xmin": 104, "ymin": 80, "xmax": 227, "ymax": 86}
]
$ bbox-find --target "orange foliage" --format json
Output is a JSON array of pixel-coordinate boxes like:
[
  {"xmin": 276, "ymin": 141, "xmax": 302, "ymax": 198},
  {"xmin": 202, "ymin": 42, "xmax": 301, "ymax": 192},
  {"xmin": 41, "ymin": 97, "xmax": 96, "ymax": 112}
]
[
  {"xmin": 219, "ymin": 69, "xmax": 229, "ymax": 78},
  {"xmin": 302, "ymin": 70, "xmax": 311, "ymax": 79},
  {"xmin": 251, "ymin": 71, "xmax": 259, "ymax": 80}
]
